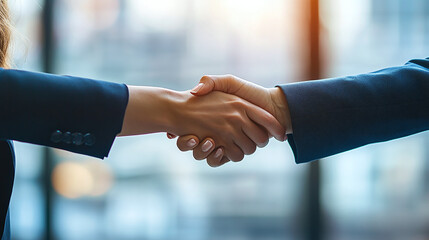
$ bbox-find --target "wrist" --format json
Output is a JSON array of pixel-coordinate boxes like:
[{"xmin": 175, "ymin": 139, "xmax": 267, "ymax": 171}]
[
  {"xmin": 157, "ymin": 88, "xmax": 187, "ymax": 134},
  {"xmin": 268, "ymin": 87, "xmax": 293, "ymax": 134},
  {"xmin": 162, "ymin": 90, "xmax": 198, "ymax": 136},
  {"xmin": 119, "ymin": 86, "xmax": 180, "ymax": 136}
]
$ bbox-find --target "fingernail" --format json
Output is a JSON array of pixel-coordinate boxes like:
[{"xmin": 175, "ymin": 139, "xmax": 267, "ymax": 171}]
[
  {"xmin": 191, "ymin": 83, "xmax": 204, "ymax": 94},
  {"xmin": 214, "ymin": 148, "xmax": 223, "ymax": 158},
  {"xmin": 167, "ymin": 133, "xmax": 174, "ymax": 139},
  {"xmin": 201, "ymin": 140, "xmax": 213, "ymax": 152},
  {"xmin": 284, "ymin": 134, "xmax": 288, "ymax": 141},
  {"xmin": 187, "ymin": 139, "xmax": 197, "ymax": 147}
]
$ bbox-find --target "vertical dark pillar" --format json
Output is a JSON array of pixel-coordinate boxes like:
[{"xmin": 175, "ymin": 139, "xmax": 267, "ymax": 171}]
[
  {"xmin": 41, "ymin": 0, "xmax": 55, "ymax": 239},
  {"xmin": 42, "ymin": 0, "xmax": 54, "ymax": 73},
  {"xmin": 304, "ymin": 162, "xmax": 322, "ymax": 240},
  {"xmin": 303, "ymin": 0, "xmax": 323, "ymax": 240}
]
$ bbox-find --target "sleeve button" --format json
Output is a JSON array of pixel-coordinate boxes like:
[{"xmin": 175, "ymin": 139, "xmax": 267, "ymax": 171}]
[
  {"xmin": 83, "ymin": 133, "xmax": 96, "ymax": 146},
  {"xmin": 50, "ymin": 130, "xmax": 63, "ymax": 143},
  {"xmin": 62, "ymin": 132, "xmax": 72, "ymax": 144},
  {"xmin": 72, "ymin": 133, "xmax": 84, "ymax": 146}
]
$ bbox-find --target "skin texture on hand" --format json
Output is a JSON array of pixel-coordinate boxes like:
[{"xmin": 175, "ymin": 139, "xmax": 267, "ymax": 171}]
[
  {"xmin": 172, "ymin": 75, "xmax": 293, "ymax": 167},
  {"xmin": 168, "ymin": 90, "xmax": 285, "ymax": 163},
  {"xmin": 192, "ymin": 75, "xmax": 292, "ymax": 133},
  {"xmin": 119, "ymin": 85, "xmax": 285, "ymax": 166}
]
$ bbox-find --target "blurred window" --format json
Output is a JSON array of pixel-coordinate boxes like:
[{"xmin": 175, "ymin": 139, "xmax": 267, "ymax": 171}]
[
  {"xmin": 11, "ymin": 0, "xmax": 306, "ymax": 240},
  {"xmin": 9, "ymin": 0, "xmax": 429, "ymax": 239},
  {"xmin": 320, "ymin": 0, "xmax": 429, "ymax": 239}
]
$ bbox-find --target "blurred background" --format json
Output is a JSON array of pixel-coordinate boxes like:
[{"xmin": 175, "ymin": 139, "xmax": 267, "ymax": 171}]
[{"xmin": 7, "ymin": 0, "xmax": 429, "ymax": 239}]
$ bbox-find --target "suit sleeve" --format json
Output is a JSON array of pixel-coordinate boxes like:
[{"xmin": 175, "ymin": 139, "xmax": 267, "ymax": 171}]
[
  {"xmin": 0, "ymin": 68, "xmax": 129, "ymax": 159},
  {"xmin": 278, "ymin": 57, "xmax": 429, "ymax": 163}
]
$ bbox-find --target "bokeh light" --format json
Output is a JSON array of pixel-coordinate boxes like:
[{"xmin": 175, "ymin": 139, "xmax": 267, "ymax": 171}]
[{"xmin": 52, "ymin": 160, "xmax": 113, "ymax": 199}]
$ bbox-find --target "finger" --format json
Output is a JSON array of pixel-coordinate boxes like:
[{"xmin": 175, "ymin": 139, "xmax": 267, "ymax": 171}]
[
  {"xmin": 242, "ymin": 121, "xmax": 269, "ymax": 148},
  {"xmin": 191, "ymin": 75, "xmax": 245, "ymax": 96},
  {"xmin": 206, "ymin": 148, "xmax": 228, "ymax": 167},
  {"xmin": 225, "ymin": 143, "xmax": 245, "ymax": 162},
  {"xmin": 167, "ymin": 133, "xmax": 177, "ymax": 139},
  {"xmin": 176, "ymin": 135, "xmax": 199, "ymax": 152},
  {"xmin": 207, "ymin": 157, "xmax": 230, "ymax": 168},
  {"xmin": 218, "ymin": 156, "xmax": 231, "ymax": 167},
  {"xmin": 233, "ymin": 129, "xmax": 257, "ymax": 155},
  {"xmin": 245, "ymin": 103, "xmax": 286, "ymax": 142},
  {"xmin": 193, "ymin": 138, "xmax": 216, "ymax": 160}
]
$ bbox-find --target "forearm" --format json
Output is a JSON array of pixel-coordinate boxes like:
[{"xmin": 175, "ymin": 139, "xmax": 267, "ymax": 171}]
[
  {"xmin": 279, "ymin": 57, "xmax": 429, "ymax": 163},
  {"xmin": 0, "ymin": 68, "xmax": 128, "ymax": 158},
  {"xmin": 118, "ymin": 86, "xmax": 179, "ymax": 136}
]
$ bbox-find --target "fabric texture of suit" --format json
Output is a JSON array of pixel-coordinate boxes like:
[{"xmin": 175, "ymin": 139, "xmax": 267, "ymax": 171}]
[
  {"xmin": 0, "ymin": 68, "xmax": 129, "ymax": 239},
  {"xmin": 278, "ymin": 57, "xmax": 429, "ymax": 164}
]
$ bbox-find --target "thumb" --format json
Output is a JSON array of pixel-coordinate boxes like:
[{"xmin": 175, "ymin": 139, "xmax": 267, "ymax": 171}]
[
  {"xmin": 190, "ymin": 75, "xmax": 216, "ymax": 96},
  {"xmin": 190, "ymin": 75, "xmax": 244, "ymax": 96}
]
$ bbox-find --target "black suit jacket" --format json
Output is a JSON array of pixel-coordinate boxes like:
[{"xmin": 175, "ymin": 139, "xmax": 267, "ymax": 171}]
[
  {"xmin": 0, "ymin": 69, "xmax": 129, "ymax": 239},
  {"xmin": 279, "ymin": 57, "xmax": 429, "ymax": 163}
]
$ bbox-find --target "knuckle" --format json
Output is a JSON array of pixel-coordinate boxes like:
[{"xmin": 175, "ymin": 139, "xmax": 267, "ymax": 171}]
[
  {"xmin": 226, "ymin": 112, "xmax": 244, "ymax": 124},
  {"xmin": 225, "ymin": 74, "xmax": 236, "ymax": 80},
  {"xmin": 261, "ymin": 111, "xmax": 273, "ymax": 123},
  {"xmin": 231, "ymin": 98, "xmax": 246, "ymax": 108},
  {"xmin": 247, "ymin": 144, "xmax": 257, "ymax": 155},
  {"xmin": 256, "ymin": 134, "xmax": 269, "ymax": 147},
  {"xmin": 200, "ymin": 75, "xmax": 211, "ymax": 83},
  {"xmin": 193, "ymin": 151, "xmax": 205, "ymax": 161},
  {"xmin": 231, "ymin": 153, "xmax": 244, "ymax": 162},
  {"xmin": 177, "ymin": 141, "xmax": 188, "ymax": 152},
  {"xmin": 260, "ymin": 138, "xmax": 269, "ymax": 148},
  {"xmin": 207, "ymin": 159, "xmax": 220, "ymax": 168},
  {"xmin": 241, "ymin": 143, "xmax": 254, "ymax": 155}
]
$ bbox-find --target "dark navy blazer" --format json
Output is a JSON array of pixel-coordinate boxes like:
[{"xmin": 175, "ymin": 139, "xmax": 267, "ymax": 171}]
[
  {"xmin": 279, "ymin": 57, "xmax": 429, "ymax": 163},
  {"xmin": 0, "ymin": 69, "xmax": 129, "ymax": 240}
]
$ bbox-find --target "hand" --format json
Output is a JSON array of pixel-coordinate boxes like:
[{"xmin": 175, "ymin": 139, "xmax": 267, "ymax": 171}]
[
  {"xmin": 170, "ymin": 75, "xmax": 292, "ymax": 165},
  {"xmin": 119, "ymin": 86, "xmax": 285, "ymax": 166},
  {"xmin": 168, "ymin": 90, "xmax": 285, "ymax": 166},
  {"xmin": 192, "ymin": 75, "xmax": 292, "ymax": 132}
]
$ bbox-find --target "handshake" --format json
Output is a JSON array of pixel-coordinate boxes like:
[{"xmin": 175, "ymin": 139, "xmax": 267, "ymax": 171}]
[
  {"xmin": 109, "ymin": 58, "xmax": 429, "ymax": 166},
  {"xmin": 119, "ymin": 75, "xmax": 292, "ymax": 167}
]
